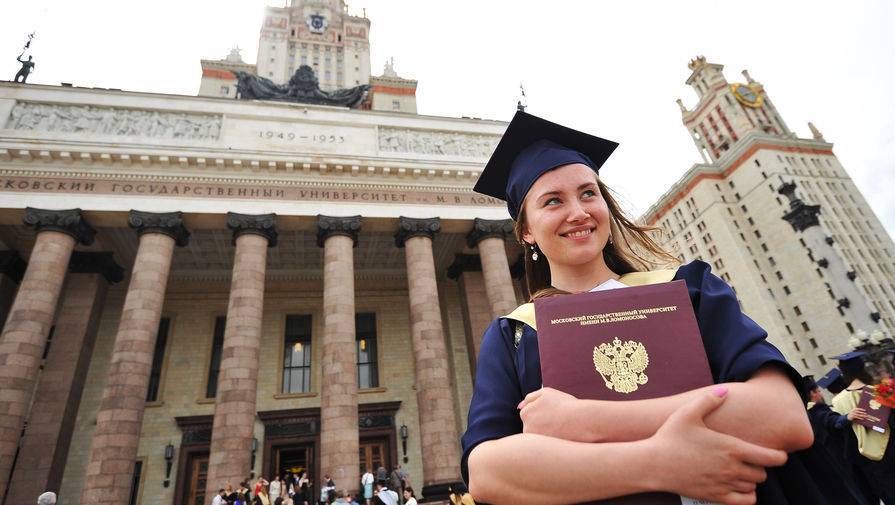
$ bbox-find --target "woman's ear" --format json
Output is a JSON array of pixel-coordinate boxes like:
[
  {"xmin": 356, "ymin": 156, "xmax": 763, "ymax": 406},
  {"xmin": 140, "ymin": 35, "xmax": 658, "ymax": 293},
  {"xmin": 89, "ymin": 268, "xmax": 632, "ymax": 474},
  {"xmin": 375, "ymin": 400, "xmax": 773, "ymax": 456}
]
[{"xmin": 521, "ymin": 225, "xmax": 534, "ymax": 246}]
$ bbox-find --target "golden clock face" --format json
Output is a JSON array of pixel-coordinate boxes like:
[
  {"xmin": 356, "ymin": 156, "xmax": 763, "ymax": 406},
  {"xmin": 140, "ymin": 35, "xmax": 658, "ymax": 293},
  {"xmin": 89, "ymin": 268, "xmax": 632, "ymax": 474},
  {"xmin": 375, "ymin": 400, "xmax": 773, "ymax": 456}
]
[{"xmin": 731, "ymin": 83, "xmax": 763, "ymax": 108}]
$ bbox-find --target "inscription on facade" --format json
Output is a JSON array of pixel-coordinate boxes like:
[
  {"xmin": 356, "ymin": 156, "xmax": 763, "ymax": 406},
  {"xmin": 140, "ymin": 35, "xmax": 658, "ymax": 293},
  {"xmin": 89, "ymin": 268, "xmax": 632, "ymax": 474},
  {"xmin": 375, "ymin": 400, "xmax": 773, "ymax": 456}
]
[
  {"xmin": 6, "ymin": 102, "xmax": 222, "ymax": 140},
  {"xmin": 378, "ymin": 127, "xmax": 499, "ymax": 158},
  {"xmin": 0, "ymin": 176, "xmax": 503, "ymax": 207}
]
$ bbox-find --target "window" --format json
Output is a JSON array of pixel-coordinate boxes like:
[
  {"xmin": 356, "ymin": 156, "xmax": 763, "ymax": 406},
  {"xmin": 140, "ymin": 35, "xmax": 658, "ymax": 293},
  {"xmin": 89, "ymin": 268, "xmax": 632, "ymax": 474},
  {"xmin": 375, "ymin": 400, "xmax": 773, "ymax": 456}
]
[
  {"xmin": 793, "ymin": 306, "xmax": 802, "ymax": 316},
  {"xmin": 776, "ymin": 271, "xmax": 783, "ymax": 280},
  {"xmin": 283, "ymin": 315, "xmax": 312, "ymax": 393},
  {"xmin": 128, "ymin": 460, "xmax": 143, "ymax": 505},
  {"xmin": 392, "ymin": 100, "xmax": 401, "ymax": 110},
  {"xmin": 818, "ymin": 355, "xmax": 827, "ymax": 365},
  {"xmin": 793, "ymin": 341, "xmax": 800, "ymax": 351},
  {"xmin": 356, "ymin": 313, "xmax": 379, "ymax": 389},
  {"xmin": 809, "ymin": 338, "xmax": 817, "ymax": 348},
  {"xmin": 783, "ymin": 285, "xmax": 791, "ymax": 295},
  {"xmin": 206, "ymin": 316, "xmax": 226, "ymax": 398},
  {"xmin": 220, "ymin": 85, "xmax": 230, "ymax": 95},
  {"xmin": 801, "ymin": 321, "xmax": 810, "ymax": 331},
  {"xmin": 146, "ymin": 318, "xmax": 171, "ymax": 402},
  {"xmin": 846, "ymin": 322, "xmax": 854, "ymax": 333}
]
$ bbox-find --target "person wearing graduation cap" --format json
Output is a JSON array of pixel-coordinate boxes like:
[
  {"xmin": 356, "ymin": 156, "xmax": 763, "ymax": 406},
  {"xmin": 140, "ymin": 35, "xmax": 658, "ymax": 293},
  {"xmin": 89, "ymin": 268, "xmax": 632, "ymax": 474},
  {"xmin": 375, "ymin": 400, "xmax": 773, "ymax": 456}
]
[
  {"xmin": 461, "ymin": 111, "xmax": 813, "ymax": 504},
  {"xmin": 830, "ymin": 350, "xmax": 895, "ymax": 503},
  {"xmin": 791, "ymin": 375, "xmax": 871, "ymax": 504}
]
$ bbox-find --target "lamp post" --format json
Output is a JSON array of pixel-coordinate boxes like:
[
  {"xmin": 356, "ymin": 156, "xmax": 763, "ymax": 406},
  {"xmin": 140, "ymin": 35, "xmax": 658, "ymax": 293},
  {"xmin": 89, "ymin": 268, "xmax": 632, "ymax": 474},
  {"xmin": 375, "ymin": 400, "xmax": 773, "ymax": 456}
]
[
  {"xmin": 399, "ymin": 424, "xmax": 409, "ymax": 463},
  {"xmin": 163, "ymin": 443, "xmax": 175, "ymax": 488},
  {"xmin": 250, "ymin": 437, "xmax": 258, "ymax": 478}
]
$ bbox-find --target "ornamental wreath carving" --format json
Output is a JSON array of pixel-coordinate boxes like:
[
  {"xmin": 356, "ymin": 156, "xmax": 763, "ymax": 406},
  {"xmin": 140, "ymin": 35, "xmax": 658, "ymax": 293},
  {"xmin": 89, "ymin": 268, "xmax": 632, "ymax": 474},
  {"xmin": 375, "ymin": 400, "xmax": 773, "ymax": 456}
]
[
  {"xmin": 378, "ymin": 127, "xmax": 499, "ymax": 158},
  {"xmin": 6, "ymin": 102, "xmax": 222, "ymax": 141}
]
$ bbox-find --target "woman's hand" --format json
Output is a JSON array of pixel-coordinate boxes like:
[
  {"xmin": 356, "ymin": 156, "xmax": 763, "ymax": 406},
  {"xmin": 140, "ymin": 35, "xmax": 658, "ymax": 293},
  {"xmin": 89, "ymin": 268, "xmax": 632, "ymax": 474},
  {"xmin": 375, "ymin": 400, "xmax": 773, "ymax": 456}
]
[
  {"xmin": 518, "ymin": 387, "xmax": 594, "ymax": 442},
  {"xmin": 847, "ymin": 407, "xmax": 868, "ymax": 422},
  {"xmin": 647, "ymin": 387, "xmax": 788, "ymax": 505}
]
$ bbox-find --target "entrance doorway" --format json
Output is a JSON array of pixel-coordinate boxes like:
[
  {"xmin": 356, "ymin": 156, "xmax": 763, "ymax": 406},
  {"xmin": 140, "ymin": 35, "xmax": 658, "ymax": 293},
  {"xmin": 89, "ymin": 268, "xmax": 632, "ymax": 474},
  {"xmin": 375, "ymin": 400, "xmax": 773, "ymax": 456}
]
[
  {"xmin": 358, "ymin": 438, "xmax": 389, "ymax": 476},
  {"xmin": 271, "ymin": 443, "xmax": 314, "ymax": 479},
  {"xmin": 183, "ymin": 452, "xmax": 209, "ymax": 505}
]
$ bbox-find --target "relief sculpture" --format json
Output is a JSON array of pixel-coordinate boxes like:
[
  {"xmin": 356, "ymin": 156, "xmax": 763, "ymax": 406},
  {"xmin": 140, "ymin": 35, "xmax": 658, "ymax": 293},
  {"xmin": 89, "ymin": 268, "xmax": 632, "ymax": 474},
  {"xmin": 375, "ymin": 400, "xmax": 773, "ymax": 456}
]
[
  {"xmin": 378, "ymin": 128, "xmax": 499, "ymax": 158},
  {"xmin": 5, "ymin": 102, "xmax": 222, "ymax": 140}
]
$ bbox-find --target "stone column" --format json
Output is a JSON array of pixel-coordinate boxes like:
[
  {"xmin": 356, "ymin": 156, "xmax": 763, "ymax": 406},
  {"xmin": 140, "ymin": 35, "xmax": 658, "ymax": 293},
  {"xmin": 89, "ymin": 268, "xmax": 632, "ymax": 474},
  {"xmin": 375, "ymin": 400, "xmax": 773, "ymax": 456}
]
[
  {"xmin": 80, "ymin": 211, "xmax": 189, "ymax": 505},
  {"xmin": 6, "ymin": 253, "xmax": 123, "ymax": 504},
  {"xmin": 0, "ymin": 208, "xmax": 95, "ymax": 498},
  {"xmin": 205, "ymin": 213, "xmax": 277, "ymax": 497},
  {"xmin": 467, "ymin": 218, "xmax": 517, "ymax": 319},
  {"xmin": 395, "ymin": 217, "xmax": 462, "ymax": 499},
  {"xmin": 0, "ymin": 250, "xmax": 27, "ymax": 329},
  {"xmin": 447, "ymin": 254, "xmax": 491, "ymax": 375},
  {"xmin": 317, "ymin": 215, "xmax": 361, "ymax": 494}
]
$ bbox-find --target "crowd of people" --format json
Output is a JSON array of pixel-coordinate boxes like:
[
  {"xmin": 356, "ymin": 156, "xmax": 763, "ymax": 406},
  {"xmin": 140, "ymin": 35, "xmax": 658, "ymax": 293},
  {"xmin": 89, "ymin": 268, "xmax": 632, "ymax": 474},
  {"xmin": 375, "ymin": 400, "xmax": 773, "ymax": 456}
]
[{"xmin": 209, "ymin": 464, "xmax": 417, "ymax": 505}]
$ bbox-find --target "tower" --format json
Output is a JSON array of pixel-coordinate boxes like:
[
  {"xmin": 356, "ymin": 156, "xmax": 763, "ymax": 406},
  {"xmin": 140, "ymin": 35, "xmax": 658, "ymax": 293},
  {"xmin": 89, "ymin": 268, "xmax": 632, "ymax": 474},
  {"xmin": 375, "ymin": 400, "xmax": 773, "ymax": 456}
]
[
  {"xmin": 255, "ymin": 0, "xmax": 371, "ymax": 91},
  {"xmin": 645, "ymin": 57, "xmax": 895, "ymax": 376},
  {"xmin": 677, "ymin": 56, "xmax": 791, "ymax": 164}
]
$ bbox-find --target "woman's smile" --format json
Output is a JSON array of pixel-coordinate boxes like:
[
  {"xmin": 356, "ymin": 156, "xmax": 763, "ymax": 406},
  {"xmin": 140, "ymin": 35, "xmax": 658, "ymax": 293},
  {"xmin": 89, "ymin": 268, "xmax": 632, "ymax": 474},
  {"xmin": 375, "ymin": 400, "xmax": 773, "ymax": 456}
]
[{"xmin": 561, "ymin": 226, "xmax": 595, "ymax": 240}]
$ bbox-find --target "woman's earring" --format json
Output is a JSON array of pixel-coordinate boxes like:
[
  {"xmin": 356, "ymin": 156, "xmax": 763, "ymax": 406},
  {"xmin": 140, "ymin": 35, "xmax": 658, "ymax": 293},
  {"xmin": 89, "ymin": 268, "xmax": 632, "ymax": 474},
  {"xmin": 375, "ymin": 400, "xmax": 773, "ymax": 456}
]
[{"xmin": 531, "ymin": 244, "xmax": 539, "ymax": 261}]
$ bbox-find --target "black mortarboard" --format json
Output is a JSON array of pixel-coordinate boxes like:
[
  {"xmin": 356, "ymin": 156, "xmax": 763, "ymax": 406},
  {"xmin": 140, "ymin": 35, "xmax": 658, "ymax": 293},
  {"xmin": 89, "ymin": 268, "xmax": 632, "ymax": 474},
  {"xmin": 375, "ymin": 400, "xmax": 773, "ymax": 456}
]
[
  {"xmin": 816, "ymin": 368, "xmax": 842, "ymax": 389},
  {"xmin": 474, "ymin": 111, "xmax": 619, "ymax": 220},
  {"xmin": 830, "ymin": 350, "xmax": 867, "ymax": 361}
]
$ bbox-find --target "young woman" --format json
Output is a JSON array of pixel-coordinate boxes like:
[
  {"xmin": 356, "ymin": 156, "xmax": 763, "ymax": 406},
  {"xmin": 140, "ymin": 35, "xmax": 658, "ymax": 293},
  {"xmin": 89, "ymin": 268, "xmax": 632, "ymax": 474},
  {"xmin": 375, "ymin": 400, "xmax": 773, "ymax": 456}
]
[
  {"xmin": 462, "ymin": 111, "xmax": 813, "ymax": 504},
  {"xmin": 402, "ymin": 487, "xmax": 418, "ymax": 505}
]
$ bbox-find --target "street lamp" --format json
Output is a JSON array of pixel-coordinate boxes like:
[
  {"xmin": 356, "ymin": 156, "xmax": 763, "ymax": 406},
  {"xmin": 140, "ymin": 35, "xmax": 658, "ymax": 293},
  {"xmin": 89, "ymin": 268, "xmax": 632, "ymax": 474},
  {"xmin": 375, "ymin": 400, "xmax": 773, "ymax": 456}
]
[
  {"xmin": 250, "ymin": 437, "xmax": 258, "ymax": 478},
  {"xmin": 399, "ymin": 424, "xmax": 409, "ymax": 463},
  {"xmin": 163, "ymin": 443, "xmax": 175, "ymax": 488}
]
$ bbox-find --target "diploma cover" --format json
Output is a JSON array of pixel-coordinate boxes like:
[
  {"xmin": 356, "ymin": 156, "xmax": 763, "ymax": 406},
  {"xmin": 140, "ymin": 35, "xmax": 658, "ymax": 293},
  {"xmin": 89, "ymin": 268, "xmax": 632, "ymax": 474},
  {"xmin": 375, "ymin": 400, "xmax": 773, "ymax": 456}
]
[
  {"xmin": 856, "ymin": 387, "xmax": 891, "ymax": 433},
  {"xmin": 534, "ymin": 280, "xmax": 714, "ymax": 505}
]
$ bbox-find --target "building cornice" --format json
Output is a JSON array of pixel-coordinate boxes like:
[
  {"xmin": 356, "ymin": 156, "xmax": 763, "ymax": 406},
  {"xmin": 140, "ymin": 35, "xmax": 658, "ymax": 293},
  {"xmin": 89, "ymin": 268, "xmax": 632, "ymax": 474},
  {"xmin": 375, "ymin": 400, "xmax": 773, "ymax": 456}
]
[{"xmin": 641, "ymin": 133, "xmax": 835, "ymax": 224}]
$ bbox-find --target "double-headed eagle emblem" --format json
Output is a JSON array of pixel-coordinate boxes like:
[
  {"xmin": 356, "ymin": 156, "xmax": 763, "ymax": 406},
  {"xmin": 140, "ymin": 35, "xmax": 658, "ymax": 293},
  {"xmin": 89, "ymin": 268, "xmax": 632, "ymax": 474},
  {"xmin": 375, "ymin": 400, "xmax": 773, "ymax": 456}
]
[{"xmin": 593, "ymin": 338, "xmax": 650, "ymax": 394}]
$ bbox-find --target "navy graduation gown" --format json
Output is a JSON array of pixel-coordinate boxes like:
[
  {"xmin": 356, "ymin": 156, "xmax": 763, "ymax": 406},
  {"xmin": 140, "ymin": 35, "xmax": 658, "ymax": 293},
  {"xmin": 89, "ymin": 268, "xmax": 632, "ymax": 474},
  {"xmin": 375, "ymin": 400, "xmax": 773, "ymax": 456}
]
[{"xmin": 460, "ymin": 260, "xmax": 812, "ymax": 503}]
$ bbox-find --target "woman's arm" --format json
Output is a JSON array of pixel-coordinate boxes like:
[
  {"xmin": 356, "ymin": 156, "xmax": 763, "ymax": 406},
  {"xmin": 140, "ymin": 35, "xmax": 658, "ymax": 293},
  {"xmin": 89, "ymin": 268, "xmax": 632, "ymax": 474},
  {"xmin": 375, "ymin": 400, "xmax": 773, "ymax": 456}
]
[
  {"xmin": 470, "ymin": 389, "xmax": 787, "ymax": 505},
  {"xmin": 520, "ymin": 366, "xmax": 813, "ymax": 452}
]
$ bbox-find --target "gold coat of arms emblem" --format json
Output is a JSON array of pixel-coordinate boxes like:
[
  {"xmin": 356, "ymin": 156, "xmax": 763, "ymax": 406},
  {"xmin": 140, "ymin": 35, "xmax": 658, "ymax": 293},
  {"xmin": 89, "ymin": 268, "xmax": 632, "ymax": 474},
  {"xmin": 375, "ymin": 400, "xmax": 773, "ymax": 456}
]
[{"xmin": 593, "ymin": 337, "xmax": 650, "ymax": 394}]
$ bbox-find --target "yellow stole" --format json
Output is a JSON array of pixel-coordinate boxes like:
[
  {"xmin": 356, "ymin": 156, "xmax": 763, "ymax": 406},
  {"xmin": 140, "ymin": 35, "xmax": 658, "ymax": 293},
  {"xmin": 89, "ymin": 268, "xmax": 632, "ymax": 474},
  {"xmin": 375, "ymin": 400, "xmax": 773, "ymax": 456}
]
[
  {"xmin": 503, "ymin": 269, "xmax": 678, "ymax": 330},
  {"xmin": 831, "ymin": 387, "xmax": 890, "ymax": 461}
]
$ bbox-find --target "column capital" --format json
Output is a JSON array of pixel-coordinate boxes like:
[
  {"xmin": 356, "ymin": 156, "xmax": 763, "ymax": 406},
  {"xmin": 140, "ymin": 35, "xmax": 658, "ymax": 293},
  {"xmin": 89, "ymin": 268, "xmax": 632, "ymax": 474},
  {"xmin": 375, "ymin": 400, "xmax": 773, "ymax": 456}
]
[
  {"xmin": 316, "ymin": 215, "xmax": 361, "ymax": 248},
  {"xmin": 227, "ymin": 212, "xmax": 278, "ymax": 247},
  {"xmin": 68, "ymin": 251, "xmax": 125, "ymax": 284},
  {"xmin": 446, "ymin": 253, "xmax": 481, "ymax": 280},
  {"xmin": 466, "ymin": 218, "xmax": 513, "ymax": 248},
  {"xmin": 23, "ymin": 207, "xmax": 96, "ymax": 245},
  {"xmin": 0, "ymin": 250, "xmax": 26, "ymax": 284},
  {"xmin": 395, "ymin": 217, "xmax": 440, "ymax": 248},
  {"xmin": 128, "ymin": 210, "xmax": 190, "ymax": 246}
]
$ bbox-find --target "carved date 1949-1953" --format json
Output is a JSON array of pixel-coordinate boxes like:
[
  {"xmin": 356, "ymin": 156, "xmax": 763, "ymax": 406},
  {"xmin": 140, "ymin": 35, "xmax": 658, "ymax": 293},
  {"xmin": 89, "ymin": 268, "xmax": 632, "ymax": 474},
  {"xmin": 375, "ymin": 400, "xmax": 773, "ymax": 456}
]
[{"xmin": 257, "ymin": 130, "xmax": 346, "ymax": 143}]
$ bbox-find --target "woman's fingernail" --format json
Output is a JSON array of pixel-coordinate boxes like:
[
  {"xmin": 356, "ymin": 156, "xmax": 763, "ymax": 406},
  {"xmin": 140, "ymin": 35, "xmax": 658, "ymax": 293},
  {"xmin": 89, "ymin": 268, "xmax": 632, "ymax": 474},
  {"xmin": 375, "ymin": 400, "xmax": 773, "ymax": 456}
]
[
  {"xmin": 713, "ymin": 386, "xmax": 728, "ymax": 397},
  {"xmin": 517, "ymin": 400, "xmax": 524, "ymax": 409}
]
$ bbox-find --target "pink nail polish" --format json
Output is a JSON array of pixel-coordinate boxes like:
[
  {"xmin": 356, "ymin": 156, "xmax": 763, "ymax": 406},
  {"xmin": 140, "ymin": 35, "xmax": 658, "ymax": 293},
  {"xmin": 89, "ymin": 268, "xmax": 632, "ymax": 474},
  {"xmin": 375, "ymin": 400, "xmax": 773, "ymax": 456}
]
[
  {"xmin": 517, "ymin": 401, "xmax": 524, "ymax": 409},
  {"xmin": 713, "ymin": 386, "xmax": 728, "ymax": 397}
]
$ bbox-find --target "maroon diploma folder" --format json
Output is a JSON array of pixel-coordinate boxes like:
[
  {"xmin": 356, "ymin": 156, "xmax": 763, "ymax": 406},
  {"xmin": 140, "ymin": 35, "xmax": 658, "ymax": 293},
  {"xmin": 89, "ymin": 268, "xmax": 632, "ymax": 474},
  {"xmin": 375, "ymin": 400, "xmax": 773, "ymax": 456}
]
[
  {"xmin": 534, "ymin": 280, "xmax": 714, "ymax": 505},
  {"xmin": 856, "ymin": 387, "xmax": 891, "ymax": 434}
]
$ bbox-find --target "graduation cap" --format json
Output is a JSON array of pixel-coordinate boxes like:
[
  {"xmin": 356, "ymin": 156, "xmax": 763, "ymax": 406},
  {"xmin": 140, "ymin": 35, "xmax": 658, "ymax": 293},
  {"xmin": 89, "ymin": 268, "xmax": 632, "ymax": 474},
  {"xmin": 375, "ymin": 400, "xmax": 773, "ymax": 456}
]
[
  {"xmin": 474, "ymin": 111, "xmax": 619, "ymax": 220},
  {"xmin": 831, "ymin": 350, "xmax": 867, "ymax": 377},
  {"xmin": 816, "ymin": 368, "xmax": 841, "ymax": 389},
  {"xmin": 830, "ymin": 350, "xmax": 867, "ymax": 361}
]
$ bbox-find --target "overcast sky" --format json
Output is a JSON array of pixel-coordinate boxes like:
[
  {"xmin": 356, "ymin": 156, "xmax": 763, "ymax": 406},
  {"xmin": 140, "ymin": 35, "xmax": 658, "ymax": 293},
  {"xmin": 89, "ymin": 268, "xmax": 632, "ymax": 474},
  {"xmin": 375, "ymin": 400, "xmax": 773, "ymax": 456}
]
[{"xmin": 1, "ymin": 1, "xmax": 893, "ymax": 238}]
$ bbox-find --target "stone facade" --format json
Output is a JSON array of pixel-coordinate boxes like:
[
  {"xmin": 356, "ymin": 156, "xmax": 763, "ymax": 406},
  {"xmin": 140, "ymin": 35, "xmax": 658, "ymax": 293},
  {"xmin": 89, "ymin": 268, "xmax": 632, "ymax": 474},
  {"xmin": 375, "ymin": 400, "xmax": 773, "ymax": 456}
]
[{"xmin": 0, "ymin": 80, "xmax": 512, "ymax": 505}]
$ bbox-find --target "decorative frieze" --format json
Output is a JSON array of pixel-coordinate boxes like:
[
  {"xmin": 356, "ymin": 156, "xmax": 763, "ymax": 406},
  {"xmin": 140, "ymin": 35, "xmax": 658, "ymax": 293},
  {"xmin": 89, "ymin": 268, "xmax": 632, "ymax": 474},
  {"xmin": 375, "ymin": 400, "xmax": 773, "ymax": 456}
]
[
  {"xmin": 23, "ymin": 207, "xmax": 96, "ymax": 245},
  {"xmin": 379, "ymin": 127, "xmax": 499, "ymax": 158},
  {"xmin": 316, "ymin": 215, "xmax": 361, "ymax": 247},
  {"xmin": 226, "ymin": 212, "xmax": 278, "ymax": 247},
  {"xmin": 394, "ymin": 216, "xmax": 440, "ymax": 248},
  {"xmin": 68, "ymin": 251, "xmax": 125, "ymax": 283},
  {"xmin": 466, "ymin": 217, "xmax": 513, "ymax": 248},
  {"xmin": 7, "ymin": 102, "xmax": 222, "ymax": 141},
  {"xmin": 128, "ymin": 210, "xmax": 191, "ymax": 246}
]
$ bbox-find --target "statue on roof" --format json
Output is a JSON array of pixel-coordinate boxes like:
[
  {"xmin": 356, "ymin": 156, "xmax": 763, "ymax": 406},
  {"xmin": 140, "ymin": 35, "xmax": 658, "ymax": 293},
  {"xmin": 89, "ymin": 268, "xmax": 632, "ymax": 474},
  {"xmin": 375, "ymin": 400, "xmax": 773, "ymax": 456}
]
[
  {"xmin": 234, "ymin": 65, "xmax": 370, "ymax": 108},
  {"xmin": 13, "ymin": 32, "xmax": 36, "ymax": 84}
]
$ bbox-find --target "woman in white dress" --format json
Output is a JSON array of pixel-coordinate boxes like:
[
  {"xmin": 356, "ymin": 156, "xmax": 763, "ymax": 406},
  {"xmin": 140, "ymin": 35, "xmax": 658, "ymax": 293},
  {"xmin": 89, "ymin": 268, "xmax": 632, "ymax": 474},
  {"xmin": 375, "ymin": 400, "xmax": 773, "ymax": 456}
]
[{"xmin": 270, "ymin": 475, "xmax": 282, "ymax": 503}]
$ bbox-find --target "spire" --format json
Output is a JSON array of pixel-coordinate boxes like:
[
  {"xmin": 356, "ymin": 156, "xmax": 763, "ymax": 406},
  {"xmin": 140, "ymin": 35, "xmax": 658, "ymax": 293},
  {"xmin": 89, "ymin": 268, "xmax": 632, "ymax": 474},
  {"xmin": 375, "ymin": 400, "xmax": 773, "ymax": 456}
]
[
  {"xmin": 383, "ymin": 57, "xmax": 397, "ymax": 77},
  {"xmin": 225, "ymin": 47, "xmax": 244, "ymax": 63},
  {"xmin": 675, "ymin": 98, "xmax": 687, "ymax": 113},
  {"xmin": 742, "ymin": 69, "xmax": 755, "ymax": 84},
  {"xmin": 808, "ymin": 122, "xmax": 825, "ymax": 141}
]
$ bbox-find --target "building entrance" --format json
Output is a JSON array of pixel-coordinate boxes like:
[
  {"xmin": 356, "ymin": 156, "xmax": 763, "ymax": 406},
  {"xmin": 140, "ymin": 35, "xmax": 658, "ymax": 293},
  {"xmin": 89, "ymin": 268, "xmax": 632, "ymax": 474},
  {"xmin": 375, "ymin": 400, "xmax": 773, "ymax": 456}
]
[
  {"xmin": 183, "ymin": 452, "xmax": 209, "ymax": 505},
  {"xmin": 272, "ymin": 443, "xmax": 314, "ymax": 479},
  {"xmin": 358, "ymin": 438, "xmax": 389, "ymax": 476}
]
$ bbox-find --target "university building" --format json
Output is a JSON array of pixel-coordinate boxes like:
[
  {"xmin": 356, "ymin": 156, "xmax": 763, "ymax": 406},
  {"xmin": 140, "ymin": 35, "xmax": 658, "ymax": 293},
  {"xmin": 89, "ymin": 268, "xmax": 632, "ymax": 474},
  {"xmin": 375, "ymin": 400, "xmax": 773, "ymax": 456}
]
[
  {"xmin": 1, "ymin": 3, "xmax": 894, "ymax": 504},
  {"xmin": 643, "ymin": 56, "xmax": 895, "ymax": 378}
]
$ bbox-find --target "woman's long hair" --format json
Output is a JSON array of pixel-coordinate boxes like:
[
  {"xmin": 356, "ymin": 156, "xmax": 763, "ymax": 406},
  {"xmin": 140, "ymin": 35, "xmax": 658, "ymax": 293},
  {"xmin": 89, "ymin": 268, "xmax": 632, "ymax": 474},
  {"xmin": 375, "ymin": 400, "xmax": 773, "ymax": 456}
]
[{"xmin": 514, "ymin": 178, "xmax": 677, "ymax": 300}]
